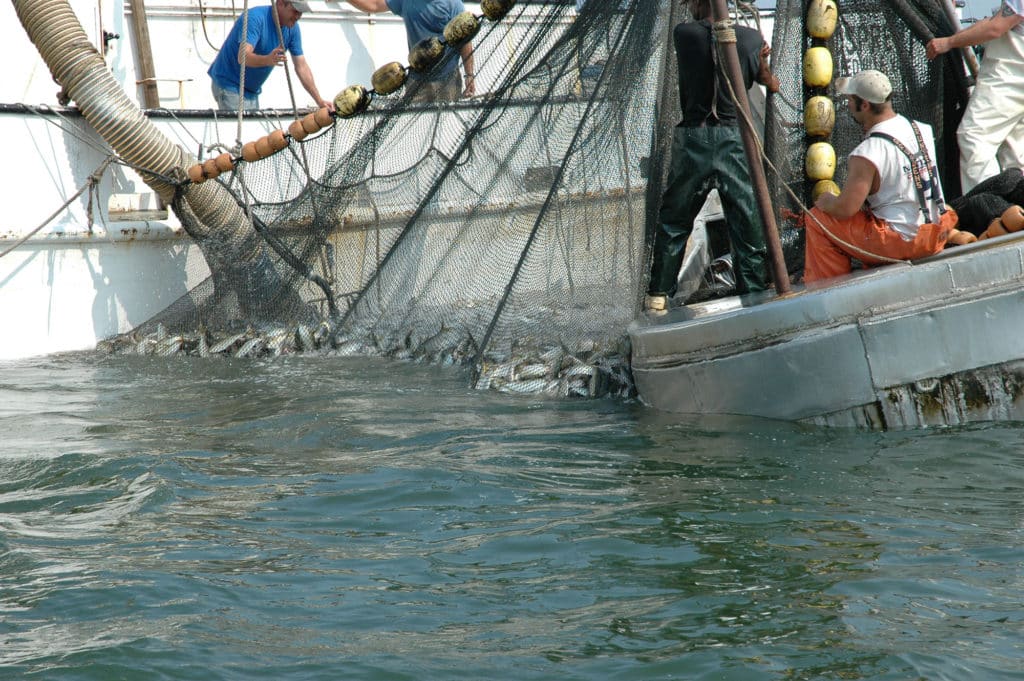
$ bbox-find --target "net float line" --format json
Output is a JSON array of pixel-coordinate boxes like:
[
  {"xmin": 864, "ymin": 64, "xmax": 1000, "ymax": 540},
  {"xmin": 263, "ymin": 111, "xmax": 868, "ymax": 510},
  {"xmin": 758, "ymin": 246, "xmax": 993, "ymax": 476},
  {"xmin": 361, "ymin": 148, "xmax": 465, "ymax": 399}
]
[
  {"xmin": 186, "ymin": 107, "xmax": 333, "ymax": 184},
  {"xmin": 186, "ymin": 0, "xmax": 517, "ymax": 184},
  {"xmin": 803, "ymin": 0, "xmax": 838, "ymax": 193},
  {"xmin": 334, "ymin": 0, "xmax": 517, "ymax": 117}
]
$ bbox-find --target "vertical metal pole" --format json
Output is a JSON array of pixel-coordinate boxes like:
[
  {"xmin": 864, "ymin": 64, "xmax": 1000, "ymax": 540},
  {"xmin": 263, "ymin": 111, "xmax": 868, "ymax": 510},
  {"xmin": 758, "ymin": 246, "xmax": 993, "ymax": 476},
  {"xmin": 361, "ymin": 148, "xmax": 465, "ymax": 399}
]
[
  {"xmin": 710, "ymin": 0, "xmax": 790, "ymax": 295},
  {"xmin": 128, "ymin": 0, "xmax": 160, "ymax": 108}
]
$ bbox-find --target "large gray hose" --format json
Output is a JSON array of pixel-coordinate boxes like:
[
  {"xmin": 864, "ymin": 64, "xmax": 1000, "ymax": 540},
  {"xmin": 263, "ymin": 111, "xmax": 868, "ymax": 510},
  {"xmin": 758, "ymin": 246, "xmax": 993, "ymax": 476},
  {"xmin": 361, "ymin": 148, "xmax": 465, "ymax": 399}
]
[{"xmin": 12, "ymin": 0, "xmax": 307, "ymax": 323}]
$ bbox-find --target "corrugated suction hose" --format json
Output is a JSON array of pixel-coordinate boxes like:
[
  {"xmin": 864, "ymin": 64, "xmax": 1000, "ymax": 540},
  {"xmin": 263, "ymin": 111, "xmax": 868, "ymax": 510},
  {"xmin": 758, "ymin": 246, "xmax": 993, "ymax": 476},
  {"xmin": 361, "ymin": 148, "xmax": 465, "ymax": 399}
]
[{"xmin": 12, "ymin": 0, "xmax": 306, "ymax": 322}]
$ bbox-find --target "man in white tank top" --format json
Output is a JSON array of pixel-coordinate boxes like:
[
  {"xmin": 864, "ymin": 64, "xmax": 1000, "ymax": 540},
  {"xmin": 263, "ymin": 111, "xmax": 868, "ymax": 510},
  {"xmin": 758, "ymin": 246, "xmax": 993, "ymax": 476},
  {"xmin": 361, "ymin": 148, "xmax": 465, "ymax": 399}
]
[
  {"xmin": 927, "ymin": 0, "xmax": 1024, "ymax": 192},
  {"xmin": 802, "ymin": 70, "xmax": 957, "ymax": 283}
]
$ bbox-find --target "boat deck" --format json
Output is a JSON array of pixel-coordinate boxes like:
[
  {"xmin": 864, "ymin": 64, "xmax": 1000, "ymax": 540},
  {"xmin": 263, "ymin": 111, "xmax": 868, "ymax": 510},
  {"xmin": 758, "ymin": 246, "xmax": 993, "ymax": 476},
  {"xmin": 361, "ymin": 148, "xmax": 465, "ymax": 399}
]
[{"xmin": 630, "ymin": 231, "xmax": 1024, "ymax": 428}]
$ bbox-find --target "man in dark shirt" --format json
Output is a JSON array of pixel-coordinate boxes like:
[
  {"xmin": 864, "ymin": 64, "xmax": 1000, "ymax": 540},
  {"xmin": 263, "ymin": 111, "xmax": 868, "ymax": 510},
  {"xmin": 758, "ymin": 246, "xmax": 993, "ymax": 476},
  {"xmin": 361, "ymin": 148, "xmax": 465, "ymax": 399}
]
[{"xmin": 645, "ymin": 0, "xmax": 779, "ymax": 312}]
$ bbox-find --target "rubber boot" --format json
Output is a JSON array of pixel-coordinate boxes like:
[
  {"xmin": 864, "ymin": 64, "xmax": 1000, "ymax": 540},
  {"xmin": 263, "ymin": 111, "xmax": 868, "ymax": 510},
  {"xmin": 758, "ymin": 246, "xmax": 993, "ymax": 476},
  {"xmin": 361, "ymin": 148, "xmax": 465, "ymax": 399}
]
[{"xmin": 647, "ymin": 222, "xmax": 692, "ymax": 298}]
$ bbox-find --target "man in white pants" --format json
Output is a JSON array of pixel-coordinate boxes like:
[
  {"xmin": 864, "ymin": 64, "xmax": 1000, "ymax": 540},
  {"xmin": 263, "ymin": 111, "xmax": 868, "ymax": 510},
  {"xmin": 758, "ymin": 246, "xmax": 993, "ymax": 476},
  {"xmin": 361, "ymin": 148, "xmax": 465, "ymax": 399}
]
[{"xmin": 927, "ymin": 0, "xmax": 1024, "ymax": 192}]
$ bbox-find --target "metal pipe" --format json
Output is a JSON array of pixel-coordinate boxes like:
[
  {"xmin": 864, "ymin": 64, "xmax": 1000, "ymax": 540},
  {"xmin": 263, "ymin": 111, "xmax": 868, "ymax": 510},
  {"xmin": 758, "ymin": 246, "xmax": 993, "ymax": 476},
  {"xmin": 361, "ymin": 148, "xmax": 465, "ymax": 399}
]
[
  {"xmin": 709, "ymin": 0, "xmax": 790, "ymax": 295},
  {"xmin": 12, "ymin": 0, "xmax": 310, "ymax": 324}
]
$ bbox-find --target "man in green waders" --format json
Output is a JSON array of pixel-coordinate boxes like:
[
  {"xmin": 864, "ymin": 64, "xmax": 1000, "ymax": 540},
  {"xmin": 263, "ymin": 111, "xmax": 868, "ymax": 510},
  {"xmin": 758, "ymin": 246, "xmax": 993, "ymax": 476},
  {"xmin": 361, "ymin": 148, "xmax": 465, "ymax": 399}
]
[{"xmin": 644, "ymin": 0, "xmax": 779, "ymax": 313}]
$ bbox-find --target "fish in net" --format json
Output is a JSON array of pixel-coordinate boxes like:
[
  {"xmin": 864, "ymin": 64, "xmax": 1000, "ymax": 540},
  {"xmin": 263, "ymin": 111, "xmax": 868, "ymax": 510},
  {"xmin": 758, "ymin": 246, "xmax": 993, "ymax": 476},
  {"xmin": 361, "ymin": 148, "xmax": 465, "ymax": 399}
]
[
  {"xmin": 97, "ymin": 0, "xmax": 970, "ymax": 399},
  {"xmin": 98, "ymin": 0, "xmax": 678, "ymax": 400}
]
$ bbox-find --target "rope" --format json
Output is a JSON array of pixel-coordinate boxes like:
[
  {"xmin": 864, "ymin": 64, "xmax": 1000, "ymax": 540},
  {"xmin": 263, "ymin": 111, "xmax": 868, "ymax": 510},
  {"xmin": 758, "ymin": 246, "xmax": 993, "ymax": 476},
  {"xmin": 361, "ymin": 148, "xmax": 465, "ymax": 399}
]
[
  {"xmin": 25, "ymin": 104, "xmax": 113, "ymax": 156},
  {"xmin": 269, "ymin": 0, "xmax": 301, "ymax": 119},
  {"xmin": 712, "ymin": 30, "xmax": 906, "ymax": 267},
  {"xmin": 269, "ymin": 0, "xmax": 313, "ymax": 179},
  {"xmin": 236, "ymin": 0, "xmax": 250, "ymax": 146},
  {"xmin": 0, "ymin": 157, "xmax": 114, "ymax": 259}
]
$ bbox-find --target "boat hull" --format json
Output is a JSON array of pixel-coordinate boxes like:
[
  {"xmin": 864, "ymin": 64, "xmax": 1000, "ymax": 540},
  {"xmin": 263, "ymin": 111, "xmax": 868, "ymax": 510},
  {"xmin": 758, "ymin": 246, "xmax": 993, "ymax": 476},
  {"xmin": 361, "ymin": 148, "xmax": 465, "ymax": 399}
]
[{"xmin": 630, "ymin": 235, "xmax": 1024, "ymax": 428}]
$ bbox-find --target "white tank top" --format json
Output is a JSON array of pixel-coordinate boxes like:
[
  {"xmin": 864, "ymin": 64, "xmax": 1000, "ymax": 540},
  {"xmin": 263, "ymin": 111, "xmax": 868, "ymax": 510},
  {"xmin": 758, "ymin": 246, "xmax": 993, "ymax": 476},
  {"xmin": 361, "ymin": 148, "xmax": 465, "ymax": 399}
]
[{"xmin": 850, "ymin": 115, "xmax": 942, "ymax": 240}]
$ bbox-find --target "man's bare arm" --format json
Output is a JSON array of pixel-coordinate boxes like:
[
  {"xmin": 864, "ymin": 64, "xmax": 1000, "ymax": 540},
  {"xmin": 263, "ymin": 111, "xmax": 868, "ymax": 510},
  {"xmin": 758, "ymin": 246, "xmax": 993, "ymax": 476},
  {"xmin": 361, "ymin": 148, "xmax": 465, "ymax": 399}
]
[
  {"xmin": 926, "ymin": 1, "xmax": 1023, "ymax": 59},
  {"xmin": 815, "ymin": 155, "xmax": 877, "ymax": 219}
]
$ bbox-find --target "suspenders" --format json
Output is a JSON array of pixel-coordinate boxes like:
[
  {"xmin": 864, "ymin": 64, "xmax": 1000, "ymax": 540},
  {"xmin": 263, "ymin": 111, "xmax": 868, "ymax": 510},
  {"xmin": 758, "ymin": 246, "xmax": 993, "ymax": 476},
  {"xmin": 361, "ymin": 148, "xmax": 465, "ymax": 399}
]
[{"xmin": 869, "ymin": 121, "xmax": 946, "ymax": 224}]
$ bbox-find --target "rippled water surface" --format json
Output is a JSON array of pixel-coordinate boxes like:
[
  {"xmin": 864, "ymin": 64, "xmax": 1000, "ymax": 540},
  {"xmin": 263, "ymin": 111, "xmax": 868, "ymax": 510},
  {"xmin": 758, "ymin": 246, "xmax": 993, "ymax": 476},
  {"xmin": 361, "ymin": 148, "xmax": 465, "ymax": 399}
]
[{"xmin": 2, "ymin": 353, "xmax": 1024, "ymax": 680}]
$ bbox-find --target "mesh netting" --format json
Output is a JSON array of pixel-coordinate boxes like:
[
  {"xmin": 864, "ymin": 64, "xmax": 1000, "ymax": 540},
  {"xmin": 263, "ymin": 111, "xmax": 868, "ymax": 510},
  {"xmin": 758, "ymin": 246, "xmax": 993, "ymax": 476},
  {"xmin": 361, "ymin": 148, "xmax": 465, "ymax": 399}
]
[
  {"xmin": 765, "ymin": 0, "xmax": 968, "ymax": 273},
  {"xmin": 105, "ymin": 0, "xmax": 970, "ymax": 397},
  {"xmin": 105, "ymin": 0, "xmax": 675, "ymax": 398}
]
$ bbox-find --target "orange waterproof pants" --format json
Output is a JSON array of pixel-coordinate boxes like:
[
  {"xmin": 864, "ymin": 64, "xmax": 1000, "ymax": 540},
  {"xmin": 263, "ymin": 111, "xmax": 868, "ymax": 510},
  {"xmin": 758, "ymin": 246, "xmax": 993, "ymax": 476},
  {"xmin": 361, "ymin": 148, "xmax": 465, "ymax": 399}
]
[{"xmin": 803, "ymin": 207, "xmax": 957, "ymax": 283}]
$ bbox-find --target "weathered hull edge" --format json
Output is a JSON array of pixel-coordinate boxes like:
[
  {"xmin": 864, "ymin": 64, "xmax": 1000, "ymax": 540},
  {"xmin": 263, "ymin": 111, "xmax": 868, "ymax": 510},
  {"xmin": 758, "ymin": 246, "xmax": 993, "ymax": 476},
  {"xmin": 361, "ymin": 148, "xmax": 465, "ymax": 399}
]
[{"xmin": 630, "ymin": 233, "xmax": 1024, "ymax": 429}]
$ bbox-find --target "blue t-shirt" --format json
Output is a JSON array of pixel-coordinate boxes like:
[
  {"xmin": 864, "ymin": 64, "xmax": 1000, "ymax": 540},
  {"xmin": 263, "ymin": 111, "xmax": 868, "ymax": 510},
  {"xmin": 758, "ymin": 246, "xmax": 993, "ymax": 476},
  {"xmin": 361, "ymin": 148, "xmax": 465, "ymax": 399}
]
[
  {"xmin": 386, "ymin": 0, "xmax": 465, "ymax": 81},
  {"xmin": 208, "ymin": 5, "xmax": 303, "ymax": 96}
]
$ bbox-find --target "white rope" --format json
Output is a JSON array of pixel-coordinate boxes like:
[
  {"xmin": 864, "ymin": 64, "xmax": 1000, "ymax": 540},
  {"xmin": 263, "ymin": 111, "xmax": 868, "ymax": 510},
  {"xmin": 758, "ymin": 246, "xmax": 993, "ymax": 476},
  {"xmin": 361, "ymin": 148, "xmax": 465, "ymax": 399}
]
[
  {"xmin": 269, "ymin": 0, "xmax": 301, "ymax": 119},
  {"xmin": 236, "ymin": 0, "xmax": 251, "ymax": 147}
]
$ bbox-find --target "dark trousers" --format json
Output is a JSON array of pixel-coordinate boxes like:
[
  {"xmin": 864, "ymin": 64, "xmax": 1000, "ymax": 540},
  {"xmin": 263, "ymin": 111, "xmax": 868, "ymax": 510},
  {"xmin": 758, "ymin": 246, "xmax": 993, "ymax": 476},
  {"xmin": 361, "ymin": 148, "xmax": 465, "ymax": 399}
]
[{"xmin": 648, "ymin": 125, "xmax": 769, "ymax": 296}]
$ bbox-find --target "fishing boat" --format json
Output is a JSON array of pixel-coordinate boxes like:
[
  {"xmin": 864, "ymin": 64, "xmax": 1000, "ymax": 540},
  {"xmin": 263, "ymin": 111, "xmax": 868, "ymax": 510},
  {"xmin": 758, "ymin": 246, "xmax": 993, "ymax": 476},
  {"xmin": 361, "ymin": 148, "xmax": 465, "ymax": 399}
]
[
  {"xmin": 2, "ymin": 1, "xmax": 371, "ymax": 359},
  {"xmin": 629, "ymin": 0, "xmax": 1024, "ymax": 428},
  {"xmin": 16, "ymin": 0, "xmax": 1014, "ymax": 430},
  {"xmin": 1, "ymin": 0, "xmax": 657, "ymax": 399},
  {"xmin": 1, "ymin": 0, "xmax": 543, "ymax": 360}
]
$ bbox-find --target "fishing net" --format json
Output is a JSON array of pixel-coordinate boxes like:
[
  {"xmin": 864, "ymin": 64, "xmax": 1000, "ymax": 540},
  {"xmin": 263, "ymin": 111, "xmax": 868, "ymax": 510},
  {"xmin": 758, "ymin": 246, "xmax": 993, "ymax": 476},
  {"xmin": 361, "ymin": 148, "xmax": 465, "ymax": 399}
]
[
  {"xmin": 103, "ymin": 0, "xmax": 678, "ymax": 398},
  {"xmin": 765, "ymin": 0, "xmax": 969, "ymax": 274},
  {"xmin": 103, "ymin": 0, "xmax": 970, "ymax": 397}
]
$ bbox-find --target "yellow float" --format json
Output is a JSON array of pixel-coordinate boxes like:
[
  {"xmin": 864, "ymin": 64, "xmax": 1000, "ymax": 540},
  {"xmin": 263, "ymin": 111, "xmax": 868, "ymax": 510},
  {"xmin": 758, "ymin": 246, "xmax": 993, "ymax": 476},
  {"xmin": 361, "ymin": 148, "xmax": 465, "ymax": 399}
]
[
  {"xmin": 807, "ymin": 0, "xmax": 838, "ymax": 40},
  {"xmin": 372, "ymin": 62, "xmax": 407, "ymax": 95},
  {"xmin": 804, "ymin": 95, "xmax": 835, "ymax": 137},
  {"xmin": 803, "ymin": 47, "xmax": 833, "ymax": 88},
  {"xmin": 805, "ymin": 142, "xmax": 836, "ymax": 181},
  {"xmin": 444, "ymin": 11, "xmax": 481, "ymax": 46},
  {"xmin": 811, "ymin": 179, "xmax": 841, "ymax": 201}
]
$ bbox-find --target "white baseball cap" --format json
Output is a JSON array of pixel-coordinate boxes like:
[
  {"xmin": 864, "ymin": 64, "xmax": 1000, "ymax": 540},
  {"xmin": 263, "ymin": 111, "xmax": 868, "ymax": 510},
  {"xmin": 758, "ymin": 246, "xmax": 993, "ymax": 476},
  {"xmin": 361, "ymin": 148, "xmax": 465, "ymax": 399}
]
[
  {"xmin": 288, "ymin": 0, "xmax": 314, "ymax": 13},
  {"xmin": 834, "ymin": 69, "xmax": 892, "ymax": 104}
]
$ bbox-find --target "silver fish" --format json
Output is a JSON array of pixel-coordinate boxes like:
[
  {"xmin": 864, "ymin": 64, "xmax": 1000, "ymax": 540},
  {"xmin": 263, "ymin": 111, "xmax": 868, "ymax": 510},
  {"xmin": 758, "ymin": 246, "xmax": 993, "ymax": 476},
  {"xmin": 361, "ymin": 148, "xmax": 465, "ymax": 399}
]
[{"xmin": 209, "ymin": 333, "xmax": 246, "ymax": 355}]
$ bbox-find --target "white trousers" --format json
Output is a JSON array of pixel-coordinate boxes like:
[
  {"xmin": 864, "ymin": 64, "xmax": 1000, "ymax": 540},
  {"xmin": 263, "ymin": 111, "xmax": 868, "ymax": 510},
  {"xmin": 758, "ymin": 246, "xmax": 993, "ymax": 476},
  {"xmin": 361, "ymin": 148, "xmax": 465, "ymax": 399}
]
[{"xmin": 957, "ymin": 29, "xmax": 1024, "ymax": 192}]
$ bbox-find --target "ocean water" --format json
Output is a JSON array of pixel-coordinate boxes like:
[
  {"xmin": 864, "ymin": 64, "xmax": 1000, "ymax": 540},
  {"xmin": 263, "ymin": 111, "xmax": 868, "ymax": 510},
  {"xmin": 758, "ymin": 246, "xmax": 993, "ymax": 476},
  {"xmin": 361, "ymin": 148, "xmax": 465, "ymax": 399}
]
[{"xmin": 2, "ymin": 352, "xmax": 1024, "ymax": 681}]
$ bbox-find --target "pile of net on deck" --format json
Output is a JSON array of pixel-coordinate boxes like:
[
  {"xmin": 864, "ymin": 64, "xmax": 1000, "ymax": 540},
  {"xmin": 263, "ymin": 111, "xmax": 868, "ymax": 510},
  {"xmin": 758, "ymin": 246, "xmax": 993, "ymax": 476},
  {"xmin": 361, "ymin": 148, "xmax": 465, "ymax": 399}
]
[
  {"xmin": 765, "ymin": 0, "xmax": 969, "ymax": 274},
  {"xmin": 104, "ymin": 0, "xmax": 677, "ymax": 398}
]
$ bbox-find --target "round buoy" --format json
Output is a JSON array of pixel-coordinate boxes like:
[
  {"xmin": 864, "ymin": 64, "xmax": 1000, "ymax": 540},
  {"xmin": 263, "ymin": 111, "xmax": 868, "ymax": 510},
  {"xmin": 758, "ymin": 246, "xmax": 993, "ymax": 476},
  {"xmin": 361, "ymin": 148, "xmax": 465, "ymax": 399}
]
[
  {"xmin": 803, "ymin": 47, "xmax": 833, "ymax": 88},
  {"xmin": 444, "ymin": 11, "xmax": 481, "ymax": 46},
  {"xmin": 300, "ymin": 112, "xmax": 321, "ymax": 135},
  {"xmin": 335, "ymin": 85, "xmax": 371, "ymax": 118},
  {"xmin": 1001, "ymin": 204, "xmax": 1024, "ymax": 232},
  {"xmin": 805, "ymin": 141, "xmax": 836, "ymax": 180},
  {"xmin": 201, "ymin": 158, "xmax": 221, "ymax": 180},
  {"xmin": 255, "ymin": 136, "xmax": 274, "ymax": 159},
  {"xmin": 807, "ymin": 0, "xmax": 838, "ymax": 39},
  {"xmin": 804, "ymin": 95, "xmax": 835, "ymax": 137},
  {"xmin": 811, "ymin": 179, "xmax": 840, "ymax": 201},
  {"xmin": 268, "ymin": 130, "xmax": 288, "ymax": 152},
  {"xmin": 241, "ymin": 141, "xmax": 262, "ymax": 163},
  {"xmin": 214, "ymin": 152, "xmax": 235, "ymax": 173},
  {"xmin": 187, "ymin": 163, "xmax": 206, "ymax": 184},
  {"xmin": 947, "ymin": 229, "xmax": 977, "ymax": 245},
  {"xmin": 481, "ymin": 0, "xmax": 516, "ymax": 22},
  {"xmin": 289, "ymin": 119, "xmax": 308, "ymax": 142},
  {"xmin": 409, "ymin": 38, "xmax": 446, "ymax": 73},
  {"xmin": 313, "ymin": 107, "xmax": 334, "ymax": 128},
  {"xmin": 982, "ymin": 217, "xmax": 1009, "ymax": 239},
  {"xmin": 372, "ymin": 62, "xmax": 407, "ymax": 95}
]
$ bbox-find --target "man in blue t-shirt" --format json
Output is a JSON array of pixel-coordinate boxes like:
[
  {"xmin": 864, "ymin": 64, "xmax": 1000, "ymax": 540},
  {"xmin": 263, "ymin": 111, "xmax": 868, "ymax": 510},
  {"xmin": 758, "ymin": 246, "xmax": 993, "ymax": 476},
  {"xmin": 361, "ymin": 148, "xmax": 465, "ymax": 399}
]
[
  {"xmin": 208, "ymin": 0, "xmax": 333, "ymax": 111},
  {"xmin": 343, "ymin": 0, "xmax": 476, "ymax": 102}
]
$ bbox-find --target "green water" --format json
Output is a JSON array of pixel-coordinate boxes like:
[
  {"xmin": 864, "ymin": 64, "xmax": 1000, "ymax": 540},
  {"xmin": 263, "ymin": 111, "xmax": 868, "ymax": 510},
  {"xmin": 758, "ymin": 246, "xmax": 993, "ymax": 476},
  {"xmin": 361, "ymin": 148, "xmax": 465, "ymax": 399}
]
[{"xmin": 2, "ymin": 353, "xmax": 1023, "ymax": 680}]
